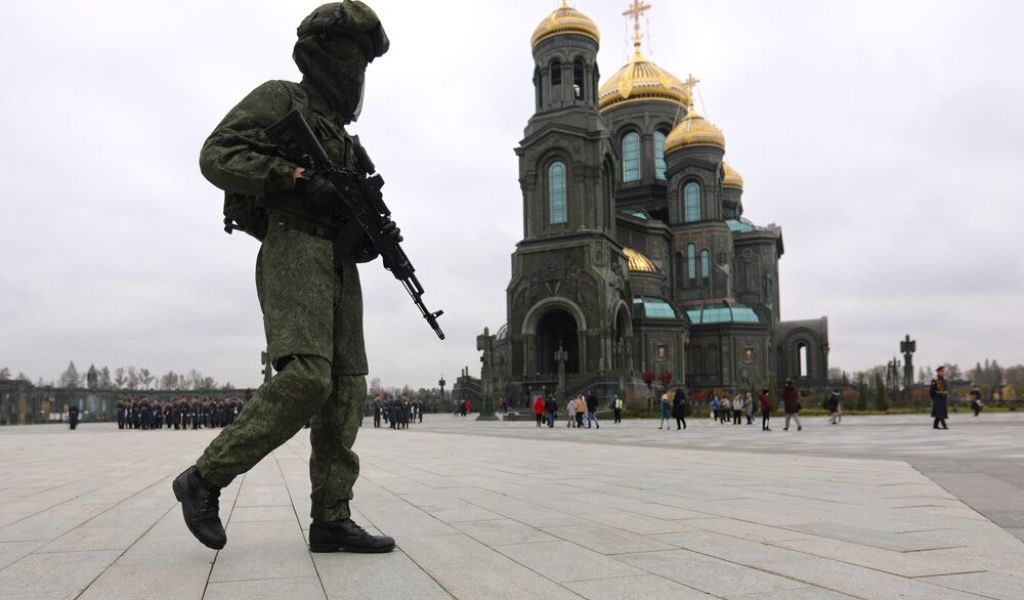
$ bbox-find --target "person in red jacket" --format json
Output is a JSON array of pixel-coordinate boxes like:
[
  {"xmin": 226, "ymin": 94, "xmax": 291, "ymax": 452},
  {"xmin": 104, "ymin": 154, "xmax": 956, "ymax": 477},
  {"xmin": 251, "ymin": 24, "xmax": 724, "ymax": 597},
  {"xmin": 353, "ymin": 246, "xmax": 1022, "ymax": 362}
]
[
  {"xmin": 782, "ymin": 379, "xmax": 802, "ymax": 431},
  {"xmin": 758, "ymin": 388, "xmax": 773, "ymax": 431},
  {"xmin": 532, "ymin": 393, "xmax": 545, "ymax": 427}
]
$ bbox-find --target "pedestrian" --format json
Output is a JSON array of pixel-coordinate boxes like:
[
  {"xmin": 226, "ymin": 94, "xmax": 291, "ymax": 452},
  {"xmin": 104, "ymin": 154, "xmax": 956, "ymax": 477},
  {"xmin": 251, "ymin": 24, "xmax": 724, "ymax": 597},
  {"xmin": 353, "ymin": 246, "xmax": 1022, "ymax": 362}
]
[
  {"xmin": 613, "ymin": 394, "xmax": 623, "ymax": 423},
  {"xmin": 566, "ymin": 395, "xmax": 577, "ymax": 427},
  {"xmin": 782, "ymin": 379, "xmax": 802, "ymax": 431},
  {"xmin": 68, "ymin": 403, "xmax": 80, "ymax": 430},
  {"xmin": 372, "ymin": 399, "xmax": 381, "ymax": 428},
  {"xmin": 533, "ymin": 393, "xmax": 545, "ymax": 427},
  {"xmin": 671, "ymin": 387, "xmax": 686, "ymax": 430},
  {"xmin": 585, "ymin": 389, "xmax": 599, "ymax": 429},
  {"xmin": 544, "ymin": 392, "xmax": 557, "ymax": 428},
  {"xmin": 574, "ymin": 395, "xmax": 586, "ymax": 428},
  {"xmin": 743, "ymin": 392, "xmax": 754, "ymax": 425},
  {"xmin": 759, "ymin": 388, "xmax": 772, "ymax": 431},
  {"xmin": 930, "ymin": 366, "xmax": 950, "ymax": 430},
  {"xmin": 710, "ymin": 395, "xmax": 720, "ymax": 423},
  {"xmin": 116, "ymin": 401, "xmax": 127, "ymax": 430},
  {"xmin": 658, "ymin": 391, "xmax": 671, "ymax": 429},
  {"xmin": 731, "ymin": 391, "xmax": 743, "ymax": 425},
  {"xmin": 826, "ymin": 390, "xmax": 842, "ymax": 424},
  {"xmin": 969, "ymin": 386, "xmax": 983, "ymax": 417},
  {"xmin": 173, "ymin": 2, "xmax": 397, "ymax": 555}
]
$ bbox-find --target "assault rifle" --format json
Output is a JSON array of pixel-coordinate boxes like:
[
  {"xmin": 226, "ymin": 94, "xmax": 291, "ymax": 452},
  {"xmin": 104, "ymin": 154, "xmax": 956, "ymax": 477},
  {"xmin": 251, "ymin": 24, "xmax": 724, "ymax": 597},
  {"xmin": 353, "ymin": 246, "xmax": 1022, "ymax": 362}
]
[{"xmin": 266, "ymin": 109, "xmax": 445, "ymax": 340}]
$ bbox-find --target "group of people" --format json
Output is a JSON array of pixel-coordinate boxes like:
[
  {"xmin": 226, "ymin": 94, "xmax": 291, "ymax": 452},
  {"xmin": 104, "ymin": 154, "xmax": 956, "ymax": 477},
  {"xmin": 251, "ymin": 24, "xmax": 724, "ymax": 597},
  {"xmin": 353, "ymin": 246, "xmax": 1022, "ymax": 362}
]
[
  {"xmin": 115, "ymin": 397, "xmax": 245, "ymax": 431},
  {"xmin": 667, "ymin": 379, "xmax": 812, "ymax": 432},
  {"xmin": 532, "ymin": 389, "xmax": 615, "ymax": 429},
  {"xmin": 370, "ymin": 396, "xmax": 423, "ymax": 429}
]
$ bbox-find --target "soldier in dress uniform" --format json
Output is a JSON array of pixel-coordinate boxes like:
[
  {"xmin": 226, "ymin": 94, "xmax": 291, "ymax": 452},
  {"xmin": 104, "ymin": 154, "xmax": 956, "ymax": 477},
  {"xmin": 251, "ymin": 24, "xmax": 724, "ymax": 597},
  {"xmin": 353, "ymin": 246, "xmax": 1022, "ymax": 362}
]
[{"xmin": 930, "ymin": 366, "xmax": 950, "ymax": 429}]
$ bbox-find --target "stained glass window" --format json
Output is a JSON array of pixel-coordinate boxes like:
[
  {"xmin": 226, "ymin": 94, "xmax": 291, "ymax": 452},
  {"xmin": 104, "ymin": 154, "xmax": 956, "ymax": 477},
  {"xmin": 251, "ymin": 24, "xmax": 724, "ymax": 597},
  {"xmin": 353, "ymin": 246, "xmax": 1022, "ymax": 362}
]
[
  {"xmin": 622, "ymin": 132, "xmax": 641, "ymax": 182},
  {"xmin": 549, "ymin": 161, "xmax": 567, "ymax": 224}
]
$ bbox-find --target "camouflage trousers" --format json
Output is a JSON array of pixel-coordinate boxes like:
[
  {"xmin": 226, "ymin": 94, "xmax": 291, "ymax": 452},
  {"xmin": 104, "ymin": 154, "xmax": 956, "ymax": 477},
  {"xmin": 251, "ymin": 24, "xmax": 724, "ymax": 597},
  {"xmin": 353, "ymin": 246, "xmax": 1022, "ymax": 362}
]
[{"xmin": 197, "ymin": 214, "xmax": 366, "ymax": 522}]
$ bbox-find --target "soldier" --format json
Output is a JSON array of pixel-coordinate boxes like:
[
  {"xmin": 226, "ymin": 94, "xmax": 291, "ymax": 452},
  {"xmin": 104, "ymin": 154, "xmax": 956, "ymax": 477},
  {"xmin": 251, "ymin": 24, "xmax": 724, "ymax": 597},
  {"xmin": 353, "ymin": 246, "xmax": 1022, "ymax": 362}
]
[
  {"xmin": 173, "ymin": 1, "xmax": 396, "ymax": 554},
  {"xmin": 930, "ymin": 366, "xmax": 950, "ymax": 429},
  {"xmin": 116, "ymin": 400, "xmax": 127, "ymax": 430},
  {"xmin": 67, "ymin": 403, "xmax": 80, "ymax": 430}
]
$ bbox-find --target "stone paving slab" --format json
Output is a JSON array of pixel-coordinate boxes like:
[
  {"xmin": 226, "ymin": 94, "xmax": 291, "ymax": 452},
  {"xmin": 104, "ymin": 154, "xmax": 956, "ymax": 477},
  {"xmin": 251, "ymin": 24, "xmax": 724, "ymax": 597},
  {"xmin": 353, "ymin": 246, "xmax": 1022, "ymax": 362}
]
[{"xmin": 0, "ymin": 416, "xmax": 1022, "ymax": 599}]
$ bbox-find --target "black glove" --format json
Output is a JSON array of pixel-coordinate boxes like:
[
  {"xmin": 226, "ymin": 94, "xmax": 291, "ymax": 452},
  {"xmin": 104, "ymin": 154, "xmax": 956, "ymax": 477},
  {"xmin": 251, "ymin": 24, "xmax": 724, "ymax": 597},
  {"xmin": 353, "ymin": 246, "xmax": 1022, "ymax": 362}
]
[
  {"xmin": 381, "ymin": 220, "xmax": 403, "ymax": 244},
  {"xmin": 296, "ymin": 174, "xmax": 338, "ymax": 212}
]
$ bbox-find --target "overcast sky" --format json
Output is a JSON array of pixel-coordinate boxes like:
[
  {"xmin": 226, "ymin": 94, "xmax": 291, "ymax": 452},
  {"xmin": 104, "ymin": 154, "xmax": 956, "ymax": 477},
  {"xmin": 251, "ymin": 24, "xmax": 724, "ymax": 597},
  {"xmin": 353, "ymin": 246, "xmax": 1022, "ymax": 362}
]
[{"xmin": 1, "ymin": 0, "xmax": 1022, "ymax": 390}]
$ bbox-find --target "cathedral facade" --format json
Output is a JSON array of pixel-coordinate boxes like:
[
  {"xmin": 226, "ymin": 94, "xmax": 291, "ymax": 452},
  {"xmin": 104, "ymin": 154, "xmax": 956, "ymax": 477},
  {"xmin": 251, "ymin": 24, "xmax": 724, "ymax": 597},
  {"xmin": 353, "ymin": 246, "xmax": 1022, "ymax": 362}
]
[{"xmin": 476, "ymin": 2, "xmax": 829, "ymax": 403}]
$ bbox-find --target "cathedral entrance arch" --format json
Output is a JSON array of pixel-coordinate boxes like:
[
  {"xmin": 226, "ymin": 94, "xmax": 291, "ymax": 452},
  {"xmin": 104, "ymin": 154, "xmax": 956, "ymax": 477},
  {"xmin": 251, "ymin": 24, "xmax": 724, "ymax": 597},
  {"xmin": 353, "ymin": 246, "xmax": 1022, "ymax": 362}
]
[{"xmin": 536, "ymin": 309, "xmax": 579, "ymax": 375}]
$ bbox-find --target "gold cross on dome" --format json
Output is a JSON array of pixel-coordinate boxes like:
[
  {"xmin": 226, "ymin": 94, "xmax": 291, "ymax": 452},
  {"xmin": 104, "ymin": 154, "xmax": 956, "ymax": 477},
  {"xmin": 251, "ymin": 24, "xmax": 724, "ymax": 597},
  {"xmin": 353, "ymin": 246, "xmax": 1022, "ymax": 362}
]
[
  {"xmin": 623, "ymin": 0, "xmax": 652, "ymax": 47},
  {"xmin": 682, "ymin": 73, "xmax": 700, "ymax": 107}
]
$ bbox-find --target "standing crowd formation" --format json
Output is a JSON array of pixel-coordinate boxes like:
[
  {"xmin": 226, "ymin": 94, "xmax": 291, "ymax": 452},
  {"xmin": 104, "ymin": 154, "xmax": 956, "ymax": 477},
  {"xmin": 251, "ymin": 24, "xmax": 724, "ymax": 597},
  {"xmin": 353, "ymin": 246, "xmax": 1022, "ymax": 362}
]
[
  {"xmin": 115, "ymin": 397, "xmax": 246, "ymax": 430},
  {"xmin": 370, "ymin": 395, "xmax": 424, "ymax": 429}
]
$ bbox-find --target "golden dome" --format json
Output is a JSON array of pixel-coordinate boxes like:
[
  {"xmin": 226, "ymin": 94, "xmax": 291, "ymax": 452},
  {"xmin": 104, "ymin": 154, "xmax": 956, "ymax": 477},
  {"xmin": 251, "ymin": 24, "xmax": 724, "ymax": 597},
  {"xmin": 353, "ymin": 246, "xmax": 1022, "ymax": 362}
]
[
  {"xmin": 531, "ymin": 1, "xmax": 600, "ymax": 47},
  {"xmin": 664, "ymin": 105, "xmax": 725, "ymax": 154},
  {"xmin": 598, "ymin": 47, "xmax": 690, "ymax": 111},
  {"xmin": 722, "ymin": 162, "xmax": 744, "ymax": 189},
  {"xmin": 623, "ymin": 247, "xmax": 656, "ymax": 273}
]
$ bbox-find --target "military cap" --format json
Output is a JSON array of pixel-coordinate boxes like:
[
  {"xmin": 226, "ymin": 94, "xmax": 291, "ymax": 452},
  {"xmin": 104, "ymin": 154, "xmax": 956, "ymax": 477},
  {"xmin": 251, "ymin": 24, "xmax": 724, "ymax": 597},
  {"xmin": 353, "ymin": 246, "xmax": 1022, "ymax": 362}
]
[{"xmin": 297, "ymin": 1, "xmax": 389, "ymax": 61}]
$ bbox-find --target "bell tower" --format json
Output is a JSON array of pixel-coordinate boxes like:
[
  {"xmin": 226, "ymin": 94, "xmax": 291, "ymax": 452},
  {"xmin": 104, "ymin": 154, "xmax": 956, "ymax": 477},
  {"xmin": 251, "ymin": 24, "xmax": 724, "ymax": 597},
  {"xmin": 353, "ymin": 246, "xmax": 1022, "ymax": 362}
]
[{"xmin": 506, "ymin": 2, "xmax": 630, "ymax": 388}]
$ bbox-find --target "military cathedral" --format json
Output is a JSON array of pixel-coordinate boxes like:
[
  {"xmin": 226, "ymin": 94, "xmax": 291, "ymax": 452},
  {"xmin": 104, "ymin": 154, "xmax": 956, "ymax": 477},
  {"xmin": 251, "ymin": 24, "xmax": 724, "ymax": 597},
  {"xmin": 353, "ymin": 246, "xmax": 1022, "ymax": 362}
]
[{"xmin": 474, "ymin": 1, "xmax": 829, "ymax": 403}]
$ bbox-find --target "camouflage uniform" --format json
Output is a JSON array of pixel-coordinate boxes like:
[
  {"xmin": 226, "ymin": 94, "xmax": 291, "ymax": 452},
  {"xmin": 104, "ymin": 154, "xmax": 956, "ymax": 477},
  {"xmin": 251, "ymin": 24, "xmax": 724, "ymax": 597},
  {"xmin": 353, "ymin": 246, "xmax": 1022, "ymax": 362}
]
[{"xmin": 193, "ymin": 2, "xmax": 388, "ymax": 524}]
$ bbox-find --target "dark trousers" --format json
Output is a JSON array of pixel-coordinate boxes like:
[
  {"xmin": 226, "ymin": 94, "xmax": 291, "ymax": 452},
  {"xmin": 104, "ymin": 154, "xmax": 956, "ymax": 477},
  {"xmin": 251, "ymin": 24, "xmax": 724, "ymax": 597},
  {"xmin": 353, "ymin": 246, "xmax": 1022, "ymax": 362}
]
[
  {"xmin": 535, "ymin": 414, "xmax": 543, "ymax": 427},
  {"xmin": 733, "ymin": 410, "xmax": 741, "ymax": 424},
  {"xmin": 613, "ymin": 408, "xmax": 621, "ymax": 423},
  {"xmin": 933, "ymin": 417, "xmax": 947, "ymax": 429},
  {"xmin": 373, "ymin": 415, "xmax": 380, "ymax": 428},
  {"xmin": 762, "ymin": 411, "xmax": 770, "ymax": 430},
  {"xmin": 675, "ymin": 417, "xmax": 686, "ymax": 430}
]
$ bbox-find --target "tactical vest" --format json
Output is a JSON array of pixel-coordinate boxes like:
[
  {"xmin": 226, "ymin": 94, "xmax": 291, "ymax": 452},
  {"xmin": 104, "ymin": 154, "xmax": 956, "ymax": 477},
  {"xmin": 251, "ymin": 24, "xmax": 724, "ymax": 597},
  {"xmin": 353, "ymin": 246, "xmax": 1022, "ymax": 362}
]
[{"xmin": 222, "ymin": 81, "xmax": 362, "ymax": 241}]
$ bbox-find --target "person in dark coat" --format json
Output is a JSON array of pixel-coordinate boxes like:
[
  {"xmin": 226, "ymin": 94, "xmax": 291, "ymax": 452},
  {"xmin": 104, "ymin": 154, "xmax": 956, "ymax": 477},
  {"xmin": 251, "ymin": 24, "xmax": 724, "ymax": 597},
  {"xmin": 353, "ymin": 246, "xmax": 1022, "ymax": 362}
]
[
  {"xmin": 372, "ymin": 400, "xmax": 381, "ymax": 428},
  {"xmin": 758, "ymin": 388, "xmax": 773, "ymax": 431},
  {"xmin": 116, "ymin": 401, "xmax": 127, "ymax": 430},
  {"xmin": 969, "ymin": 386, "xmax": 983, "ymax": 417},
  {"xmin": 930, "ymin": 366, "xmax": 950, "ymax": 429},
  {"xmin": 544, "ymin": 393, "xmax": 557, "ymax": 428},
  {"xmin": 782, "ymin": 379, "xmax": 802, "ymax": 431},
  {"xmin": 68, "ymin": 404, "xmax": 80, "ymax": 430},
  {"xmin": 585, "ymin": 390, "xmax": 599, "ymax": 429},
  {"xmin": 671, "ymin": 387, "xmax": 686, "ymax": 430}
]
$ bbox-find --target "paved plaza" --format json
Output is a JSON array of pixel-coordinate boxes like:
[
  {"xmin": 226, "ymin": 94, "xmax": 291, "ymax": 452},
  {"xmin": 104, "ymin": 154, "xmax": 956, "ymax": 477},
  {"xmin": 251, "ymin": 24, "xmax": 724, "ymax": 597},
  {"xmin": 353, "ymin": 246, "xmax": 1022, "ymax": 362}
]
[{"xmin": 1, "ymin": 413, "xmax": 1022, "ymax": 600}]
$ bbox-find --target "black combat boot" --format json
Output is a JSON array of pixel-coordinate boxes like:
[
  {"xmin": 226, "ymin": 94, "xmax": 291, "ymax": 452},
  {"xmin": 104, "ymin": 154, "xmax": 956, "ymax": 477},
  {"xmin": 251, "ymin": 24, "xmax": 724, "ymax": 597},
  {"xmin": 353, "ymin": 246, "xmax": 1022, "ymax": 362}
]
[
  {"xmin": 172, "ymin": 466, "xmax": 226, "ymax": 550},
  {"xmin": 308, "ymin": 519, "xmax": 395, "ymax": 553}
]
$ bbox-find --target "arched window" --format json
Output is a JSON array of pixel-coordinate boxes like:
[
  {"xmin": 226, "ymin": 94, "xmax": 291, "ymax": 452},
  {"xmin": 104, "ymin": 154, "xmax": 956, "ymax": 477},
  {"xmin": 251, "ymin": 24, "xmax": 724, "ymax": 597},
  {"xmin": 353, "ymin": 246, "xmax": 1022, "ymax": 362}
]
[
  {"xmin": 684, "ymin": 181, "xmax": 701, "ymax": 222},
  {"xmin": 700, "ymin": 249, "xmax": 710, "ymax": 281},
  {"xmin": 548, "ymin": 161, "xmax": 567, "ymax": 224},
  {"xmin": 654, "ymin": 131, "xmax": 667, "ymax": 180},
  {"xmin": 573, "ymin": 60, "xmax": 585, "ymax": 100},
  {"xmin": 798, "ymin": 343, "xmax": 808, "ymax": 377},
  {"xmin": 622, "ymin": 132, "xmax": 641, "ymax": 182},
  {"xmin": 550, "ymin": 59, "xmax": 561, "ymax": 86},
  {"xmin": 687, "ymin": 243, "xmax": 696, "ymax": 280}
]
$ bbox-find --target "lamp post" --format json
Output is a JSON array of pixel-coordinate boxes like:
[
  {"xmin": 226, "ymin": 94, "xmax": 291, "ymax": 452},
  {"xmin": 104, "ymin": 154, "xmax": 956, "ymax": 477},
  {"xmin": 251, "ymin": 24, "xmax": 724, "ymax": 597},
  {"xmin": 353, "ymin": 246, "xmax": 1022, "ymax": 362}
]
[{"xmin": 438, "ymin": 376, "xmax": 446, "ymax": 412}]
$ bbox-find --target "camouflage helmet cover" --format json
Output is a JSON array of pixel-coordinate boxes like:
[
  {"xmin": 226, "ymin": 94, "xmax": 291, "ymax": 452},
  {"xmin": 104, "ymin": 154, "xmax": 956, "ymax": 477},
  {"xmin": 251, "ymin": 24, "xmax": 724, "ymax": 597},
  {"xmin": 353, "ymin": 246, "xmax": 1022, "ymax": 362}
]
[{"xmin": 297, "ymin": 1, "xmax": 389, "ymax": 62}]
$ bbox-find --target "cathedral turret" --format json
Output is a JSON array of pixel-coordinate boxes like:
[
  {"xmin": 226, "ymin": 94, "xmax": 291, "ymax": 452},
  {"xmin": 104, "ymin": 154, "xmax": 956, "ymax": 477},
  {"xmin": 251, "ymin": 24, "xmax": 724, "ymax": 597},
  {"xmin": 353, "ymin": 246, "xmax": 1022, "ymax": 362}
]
[
  {"xmin": 721, "ymin": 161, "xmax": 744, "ymax": 219},
  {"xmin": 506, "ymin": 2, "xmax": 627, "ymax": 389},
  {"xmin": 531, "ymin": 1, "xmax": 601, "ymax": 113},
  {"xmin": 664, "ymin": 101, "xmax": 726, "ymax": 224}
]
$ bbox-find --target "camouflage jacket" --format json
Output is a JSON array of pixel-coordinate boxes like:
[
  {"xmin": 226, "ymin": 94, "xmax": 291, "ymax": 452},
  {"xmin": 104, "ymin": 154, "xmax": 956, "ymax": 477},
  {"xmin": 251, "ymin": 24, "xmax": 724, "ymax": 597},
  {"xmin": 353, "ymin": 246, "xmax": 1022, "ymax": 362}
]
[{"xmin": 199, "ymin": 79, "xmax": 367, "ymax": 216}]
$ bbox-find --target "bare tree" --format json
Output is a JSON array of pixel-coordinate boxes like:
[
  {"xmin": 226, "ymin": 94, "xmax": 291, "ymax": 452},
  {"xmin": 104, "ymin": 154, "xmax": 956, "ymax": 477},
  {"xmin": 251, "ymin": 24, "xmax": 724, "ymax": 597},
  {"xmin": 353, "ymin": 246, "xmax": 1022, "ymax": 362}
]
[
  {"xmin": 99, "ymin": 366, "xmax": 112, "ymax": 388},
  {"xmin": 0, "ymin": 367, "xmax": 11, "ymax": 380},
  {"xmin": 139, "ymin": 368, "xmax": 154, "ymax": 390},
  {"xmin": 114, "ymin": 367, "xmax": 127, "ymax": 389},
  {"xmin": 126, "ymin": 366, "xmax": 140, "ymax": 390}
]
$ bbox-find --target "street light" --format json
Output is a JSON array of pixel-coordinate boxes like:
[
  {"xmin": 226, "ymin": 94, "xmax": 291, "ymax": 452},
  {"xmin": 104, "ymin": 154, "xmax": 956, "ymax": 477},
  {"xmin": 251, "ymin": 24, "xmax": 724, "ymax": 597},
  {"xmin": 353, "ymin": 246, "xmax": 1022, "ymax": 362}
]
[{"xmin": 438, "ymin": 376, "xmax": 446, "ymax": 411}]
